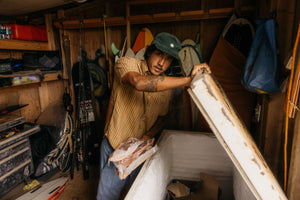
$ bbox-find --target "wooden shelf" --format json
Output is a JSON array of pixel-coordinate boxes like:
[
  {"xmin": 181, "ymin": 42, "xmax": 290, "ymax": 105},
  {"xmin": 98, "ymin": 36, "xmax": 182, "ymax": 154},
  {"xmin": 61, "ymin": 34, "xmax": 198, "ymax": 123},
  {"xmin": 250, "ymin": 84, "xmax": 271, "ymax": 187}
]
[
  {"xmin": 54, "ymin": 6, "xmax": 254, "ymax": 29},
  {"xmin": 0, "ymin": 71, "xmax": 62, "ymax": 90},
  {"xmin": 127, "ymin": 0, "xmax": 184, "ymax": 5},
  {"xmin": 0, "ymin": 39, "xmax": 50, "ymax": 51},
  {"xmin": 42, "ymin": 71, "xmax": 63, "ymax": 82},
  {"xmin": 54, "ymin": 17, "xmax": 126, "ymax": 29}
]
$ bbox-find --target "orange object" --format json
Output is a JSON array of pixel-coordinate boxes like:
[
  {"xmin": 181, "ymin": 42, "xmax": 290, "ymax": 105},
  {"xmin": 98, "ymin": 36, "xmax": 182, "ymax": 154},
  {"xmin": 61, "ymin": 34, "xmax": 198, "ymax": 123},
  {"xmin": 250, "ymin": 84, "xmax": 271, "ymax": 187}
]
[
  {"xmin": 132, "ymin": 28, "xmax": 153, "ymax": 53},
  {"xmin": 10, "ymin": 24, "xmax": 33, "ymax": 40},
  {"xmin": 284, "ymin": 22, "xmax": 300, "ymax": 191},
  {"xmin": 31, "ymin": 26, "xmax": 48, "ymax": 42},
  {"xmin": 10, "ymin": 24, "xmax": 47, "ymax": 41}
]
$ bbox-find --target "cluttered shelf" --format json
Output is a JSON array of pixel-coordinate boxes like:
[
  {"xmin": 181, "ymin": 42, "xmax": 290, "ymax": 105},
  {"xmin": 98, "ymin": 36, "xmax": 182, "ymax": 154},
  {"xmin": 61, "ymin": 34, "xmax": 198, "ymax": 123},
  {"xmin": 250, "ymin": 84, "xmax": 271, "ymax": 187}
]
[
  {"xmin": 0, "ymin": 70, "xmax": 62, "ymax": 89},
  {"xmin": 0, "ymin": 39, "xmax": 50, "ymax": 51}
]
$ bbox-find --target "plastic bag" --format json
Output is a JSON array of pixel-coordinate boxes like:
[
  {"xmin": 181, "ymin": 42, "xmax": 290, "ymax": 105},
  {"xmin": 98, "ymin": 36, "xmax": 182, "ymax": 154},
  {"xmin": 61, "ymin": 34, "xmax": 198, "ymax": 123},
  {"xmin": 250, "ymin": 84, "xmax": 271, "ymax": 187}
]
[
  {"xmin": 109, "ymin": 137, "xmax": 157, "ymax": 180},
  {"xmin": 241, "ymin": 17, "xmax": 281, "ymax": 94}
]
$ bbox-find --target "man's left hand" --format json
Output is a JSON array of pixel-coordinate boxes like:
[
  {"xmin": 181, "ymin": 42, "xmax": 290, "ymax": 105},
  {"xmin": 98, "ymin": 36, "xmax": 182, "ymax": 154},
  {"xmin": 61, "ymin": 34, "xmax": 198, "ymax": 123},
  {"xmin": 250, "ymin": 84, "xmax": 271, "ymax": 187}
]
[
  {"xmin": 190, "ymin": 63, "xmax": 211, "ymax": 79},
  {"xmin": 141, "ymin": 134, "xmax": 151, "ymax": 141}
]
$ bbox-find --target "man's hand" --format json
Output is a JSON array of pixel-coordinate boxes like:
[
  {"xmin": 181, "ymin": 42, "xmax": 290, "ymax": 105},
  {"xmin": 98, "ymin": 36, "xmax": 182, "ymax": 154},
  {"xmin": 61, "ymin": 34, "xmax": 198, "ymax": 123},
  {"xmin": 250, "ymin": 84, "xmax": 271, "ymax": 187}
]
[
  {"xmin": 190, "ymin": 63, "xmax": 211, "ymax": 79},
  {"xmin": 140, "ymin": 134, "xmax": 151, "ymax": 141}
]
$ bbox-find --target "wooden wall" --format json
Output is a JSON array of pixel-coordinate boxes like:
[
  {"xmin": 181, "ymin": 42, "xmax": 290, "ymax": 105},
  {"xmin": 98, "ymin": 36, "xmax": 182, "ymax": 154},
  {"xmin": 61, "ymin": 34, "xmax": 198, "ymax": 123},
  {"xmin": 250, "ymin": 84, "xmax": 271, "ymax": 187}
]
[
  {"xmin": 1, "ymin": 0, "xmax": 300, "ymax": 198},
  {"xmin": 0, "ymin": 78, "xmax": 64, "ymax": 122},
  {"xmin": 52, "ymin": 0, "xmax": 300, "ymax": 197},
  {"xmin": 256, "ymin": 0, "xmax": 299, "ymax": 195},
  {"xmin": 58, "ymin": 17, "xmax": 230, "ymax": 131}
]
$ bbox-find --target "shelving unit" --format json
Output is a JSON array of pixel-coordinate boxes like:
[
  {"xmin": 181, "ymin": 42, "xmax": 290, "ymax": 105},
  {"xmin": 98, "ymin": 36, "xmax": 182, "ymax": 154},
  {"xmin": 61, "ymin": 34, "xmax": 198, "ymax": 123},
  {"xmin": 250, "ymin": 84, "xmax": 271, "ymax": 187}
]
[
  {"xmin": 0, "ymin": 14, "xmax": 56, "ymax": 51},
  {"xmin": 0, "ymin": 14, "xmax": 61, "ymax": 89},
  {"xmin": 0, "ymin": 71, "xmax": 62, "ymax": 90}
]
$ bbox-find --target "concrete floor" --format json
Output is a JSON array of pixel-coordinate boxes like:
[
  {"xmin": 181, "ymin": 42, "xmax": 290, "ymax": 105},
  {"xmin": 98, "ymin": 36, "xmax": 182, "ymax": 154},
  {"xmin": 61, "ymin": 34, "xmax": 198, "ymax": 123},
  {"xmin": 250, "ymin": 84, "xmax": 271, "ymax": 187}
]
[
  {"xmin": 58, "ymin": 165, "xmax": 99, "ymax": 200},
  {"xmin": 1, "ymin": 164, "xmax": 100, "ymax": 200}
]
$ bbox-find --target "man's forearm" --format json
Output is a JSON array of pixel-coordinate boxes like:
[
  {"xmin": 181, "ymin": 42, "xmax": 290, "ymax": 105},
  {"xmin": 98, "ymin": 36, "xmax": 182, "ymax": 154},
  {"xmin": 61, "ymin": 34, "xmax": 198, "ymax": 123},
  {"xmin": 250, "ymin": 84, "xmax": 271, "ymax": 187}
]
[
  {"xmin": 142, "ymin": 75, "xmax": 191, "ymax": 92},
  {"xmin": 122, "ymin": 71, "xmax": 191, "ymax": 92}
]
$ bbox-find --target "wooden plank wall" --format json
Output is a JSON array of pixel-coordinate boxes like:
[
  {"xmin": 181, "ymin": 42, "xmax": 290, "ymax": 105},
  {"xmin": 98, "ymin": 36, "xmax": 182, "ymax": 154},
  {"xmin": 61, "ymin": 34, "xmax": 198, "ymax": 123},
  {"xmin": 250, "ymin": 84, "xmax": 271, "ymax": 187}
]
[
  {"xmin": 288, "ymin": 102, "xmax": 300, "ymax": 199},
  {"xmin": 50, "ymin": 0, "xmax": 255, "ymax": 131},
  {"xmin": 60, "ymin": 18, "xmax": 227, "ymax": 129},
  {"xmin": 62, "ymin": 20, "xmax": 225, "ymax": 67},
  {"xmin": 0, "ymin": 0, "xmax": 227, "ymax": 128},
  {"xmin": 1, "ymin": 0, "xmax": 299, "ymax": 196},
  {"xmin": 55, "ymin": 0, "xmax": 300, "ymax": 197},
  {"xmin": 257, "ymin": 0, "xmax": 299, "ymax": 196},
  {"xmin": 287, "ymin": 0, "xmax": 300, "ymax": 198},
  {"xmin": 0, "ymin": 80, "xmax": 64, "ymax": 123}
]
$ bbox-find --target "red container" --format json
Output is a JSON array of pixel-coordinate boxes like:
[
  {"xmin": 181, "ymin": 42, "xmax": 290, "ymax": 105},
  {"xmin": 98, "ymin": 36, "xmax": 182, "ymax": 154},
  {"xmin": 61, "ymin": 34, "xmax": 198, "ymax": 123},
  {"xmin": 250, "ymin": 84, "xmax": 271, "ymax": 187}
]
[
  {"xmin": 10, "ymin": 24, "xmax": 48, "ymax": 42},
  {"xmin": 31, "ymin": 25, "xmax": 48, "ymax": 42},
  {"xmin": 10, "ymin": 24, "xmax": 33, "ymax": 41}
]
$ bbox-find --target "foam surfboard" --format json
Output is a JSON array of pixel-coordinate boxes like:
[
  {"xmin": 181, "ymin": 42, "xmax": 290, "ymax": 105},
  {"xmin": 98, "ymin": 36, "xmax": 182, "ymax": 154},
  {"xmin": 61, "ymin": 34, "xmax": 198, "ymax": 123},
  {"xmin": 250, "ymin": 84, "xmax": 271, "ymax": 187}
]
[{"xmin": 16, "ymin": 177, "xmax": 68, "ymax": 200}]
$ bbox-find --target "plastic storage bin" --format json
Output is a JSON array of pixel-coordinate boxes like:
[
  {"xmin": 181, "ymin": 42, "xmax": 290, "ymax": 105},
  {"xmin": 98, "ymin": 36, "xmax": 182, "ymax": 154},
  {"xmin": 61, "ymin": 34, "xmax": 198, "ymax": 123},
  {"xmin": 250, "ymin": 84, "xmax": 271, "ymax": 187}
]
[
  {"xmin": 10, "ymin": 24, "xmax": 47, "ymax": 42},
  {"xmin": 10, "ymin": 24, "xmax": 33, "ymax": 41},
  {"xmin": 0, "ymin": 138, "xmax": 34, "ymax": 197},
  {"xmin": 0, "ymin": 117, "xmax": 40, "ymax": 197}
]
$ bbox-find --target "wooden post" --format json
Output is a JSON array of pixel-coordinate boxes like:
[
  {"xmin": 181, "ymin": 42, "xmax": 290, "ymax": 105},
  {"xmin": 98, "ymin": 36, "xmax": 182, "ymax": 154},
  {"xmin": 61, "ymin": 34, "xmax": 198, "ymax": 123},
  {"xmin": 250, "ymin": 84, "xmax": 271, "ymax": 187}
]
[
  {"xmin": 288, "ymin": 104, "xmax": 300, "ymax": 199},
  {"xmin": 57, "ymin": 10, "xmax": 68, "ymax": 81},
  {"xmin": 126, "ymin": 3, "xmax": 131, "ymax": 48},
  {"xmin": 234, "ymin": 0, "xmax": 241, "ymax": 16},
  {"xmin": 45, "ymin": 14, "xmax": 57, "ymax": 51},
  {"xmin": 105, "ymin": 2, "xmax": 113, "ymax": 88},
  {"xmin": 200, "ymin": 0, "xmax": 207, "ymax": 61}
]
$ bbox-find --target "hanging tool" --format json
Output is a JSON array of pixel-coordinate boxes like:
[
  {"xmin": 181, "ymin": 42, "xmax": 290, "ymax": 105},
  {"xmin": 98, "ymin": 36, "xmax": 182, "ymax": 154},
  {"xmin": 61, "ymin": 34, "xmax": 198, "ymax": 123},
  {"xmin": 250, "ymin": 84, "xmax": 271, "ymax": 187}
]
[{"xmin": 103, "ymin": 16, "xmax": 111, "ymax": 88}]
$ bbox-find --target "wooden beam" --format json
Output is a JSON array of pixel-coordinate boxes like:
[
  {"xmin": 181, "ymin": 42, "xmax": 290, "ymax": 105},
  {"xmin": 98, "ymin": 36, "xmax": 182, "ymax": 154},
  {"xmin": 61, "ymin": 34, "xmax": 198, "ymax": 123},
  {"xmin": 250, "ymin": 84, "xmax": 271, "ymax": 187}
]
[
  {"xmin": 288, "ymin": 99, "xmax": 300, "ymax": 199},
  {"xmin": 0, "ymin": 39, "xmax": 49, "ymax": 51},
  {"xmin": 54, "ymin": 17, "xmax": 126, "ymax": 29},
  {"xmin": 45, "ymin": 14, "xmax": 57, "ymax": 50},
  {"xmin": 188, "ymin": 71, "xmax": 287, "ymax": 200},
  {"xmin": 43, "ymin": 72, "xmax": 62, "ymax": 82},
  {"xmin": 234, "ymin": 0, "xmax": 241, "ymax": 16},
  {"xmin": 126, "ymin": 3, "xmax": 131, "ymax": 48},
  {"xmin": 105, "ymin": 1, "xmax": 113, "ymax": 88},
  {"xmin": 53, "ymin": 7, "xmax": 254, "ymax": 29},
  {"xmin": 105, "ymin": 17, "xmax": 127, "ymax": 26},
  {"xmin": 153, "ymin": 12, "xmax": 176, "ymax": 19},
  {"xmin": 200, "ymin": 0, "xmax": 206, "ymax": 63},
  {"xmin": 127, "ymin": 0, "xmax": 184, "ymax": 5}
]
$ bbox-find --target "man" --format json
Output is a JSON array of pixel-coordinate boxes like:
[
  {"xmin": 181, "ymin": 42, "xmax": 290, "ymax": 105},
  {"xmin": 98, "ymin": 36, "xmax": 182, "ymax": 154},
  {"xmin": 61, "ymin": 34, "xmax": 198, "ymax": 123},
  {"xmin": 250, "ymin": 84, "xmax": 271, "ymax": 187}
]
[{"xmin": 97, "ymin": 32, "xmax": 210, "ymax": 200}]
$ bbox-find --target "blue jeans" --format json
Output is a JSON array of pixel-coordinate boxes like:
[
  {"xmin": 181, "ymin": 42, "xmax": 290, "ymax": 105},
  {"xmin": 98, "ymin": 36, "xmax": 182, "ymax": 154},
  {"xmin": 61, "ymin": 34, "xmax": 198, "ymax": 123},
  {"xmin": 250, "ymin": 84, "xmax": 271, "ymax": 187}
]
[{"xmin": 96, "ymin": 138, "xmax": 142, "ymax": 200}]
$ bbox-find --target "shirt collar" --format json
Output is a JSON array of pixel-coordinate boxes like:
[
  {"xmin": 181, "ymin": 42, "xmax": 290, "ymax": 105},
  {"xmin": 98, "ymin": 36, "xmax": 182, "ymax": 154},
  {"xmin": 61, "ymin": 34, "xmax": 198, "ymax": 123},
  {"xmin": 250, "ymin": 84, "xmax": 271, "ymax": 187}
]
[{"xmin": 141, "ymin": 60, "xmax": 151, "ymax": 75}]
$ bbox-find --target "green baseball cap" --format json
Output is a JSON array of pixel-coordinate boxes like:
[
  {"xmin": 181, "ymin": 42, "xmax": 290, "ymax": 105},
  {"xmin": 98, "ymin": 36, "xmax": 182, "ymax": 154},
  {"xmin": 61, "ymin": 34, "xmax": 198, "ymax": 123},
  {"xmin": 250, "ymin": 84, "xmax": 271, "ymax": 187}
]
[{"xmin": 151, "ymin": 32, "xmax": 182, "ymax": 61}]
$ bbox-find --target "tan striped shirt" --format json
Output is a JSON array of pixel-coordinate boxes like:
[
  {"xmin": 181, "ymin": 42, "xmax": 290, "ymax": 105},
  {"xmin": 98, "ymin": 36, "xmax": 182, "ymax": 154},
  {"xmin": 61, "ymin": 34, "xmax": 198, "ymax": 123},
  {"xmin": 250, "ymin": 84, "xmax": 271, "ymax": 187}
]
[{"xmin": 105, "ymin": 57, "xmax": 171, "ymax": 149}]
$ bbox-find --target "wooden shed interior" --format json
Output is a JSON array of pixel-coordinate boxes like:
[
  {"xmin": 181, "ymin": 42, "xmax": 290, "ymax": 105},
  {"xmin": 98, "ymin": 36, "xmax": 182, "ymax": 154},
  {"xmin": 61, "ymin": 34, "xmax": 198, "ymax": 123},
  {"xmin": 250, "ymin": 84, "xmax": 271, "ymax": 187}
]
[{"xmin": 0, "ymin": 0, "xmax": 299, "ymax": 199}]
